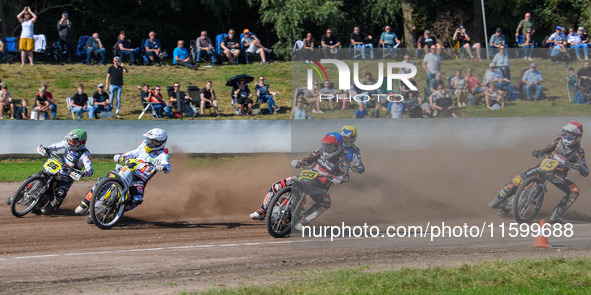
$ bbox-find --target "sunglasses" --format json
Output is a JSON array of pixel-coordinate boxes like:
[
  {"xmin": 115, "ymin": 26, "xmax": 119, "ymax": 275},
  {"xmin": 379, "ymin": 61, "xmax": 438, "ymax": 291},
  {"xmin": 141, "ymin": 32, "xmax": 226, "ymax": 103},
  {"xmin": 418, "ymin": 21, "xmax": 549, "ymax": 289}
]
[
  {"xmin": 155, "ymin": 88, "xmax": 161, "ymax": 91},
  {"xmin": 174, "ymin": 85, "xmax": 180, "ymax": 88},
  {"xmin": 296, "ymin": 100, "xmax": 303, "ymax": 103}
]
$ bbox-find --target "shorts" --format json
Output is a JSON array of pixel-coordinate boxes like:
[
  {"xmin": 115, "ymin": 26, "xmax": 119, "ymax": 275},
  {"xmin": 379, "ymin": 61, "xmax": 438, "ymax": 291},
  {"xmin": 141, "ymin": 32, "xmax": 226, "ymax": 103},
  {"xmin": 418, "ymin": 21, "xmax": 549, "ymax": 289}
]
[
  {"xmin": 237, "ymin": 96, "xmax": 253, "ymax": 105},
  {"xmin": 246, "ymin": 43, "xmax": 258, "ymax": 54},
  {"xmin": 19, "ymin": 38, "xmax": 34, "ymax": 51}
]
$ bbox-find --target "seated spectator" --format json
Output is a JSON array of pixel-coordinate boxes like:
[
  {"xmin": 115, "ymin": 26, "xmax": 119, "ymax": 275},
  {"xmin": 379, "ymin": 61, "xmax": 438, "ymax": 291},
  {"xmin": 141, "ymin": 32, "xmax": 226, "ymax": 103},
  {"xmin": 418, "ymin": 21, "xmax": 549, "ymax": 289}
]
[
  {"xmin": 387, "ymin": 96, "xmax": 406, "ymax": 118},
  {"xmin": 360, "ymin": 72, "xmax": 379, "ymax": 95},
  {"xmin": 144, "ymin": 31, "xmax": 164, "ymax": 66},
  {"xmin": 221, "ymin": 29, "xmax": 241, "ymax": 65},
  {"xmin": 15, "ymin": 99, "xmax": 29, "ymax": 120},
  {"xmin": 522, "ymin": 63, "xmax": 544, "ymax": 101},
  {"xmin": 35, "ymin": 88, "xmax": 52, "ymax": 119},
  {"xmin": 321, "ymin": 28, "xmax": 341, "ymax": 55},
  {"xmin": 255, "ymin": 76, "xmax": 279, "ymax": 114},
  {"xmin": 488, "ymin": 27, "xmax": 506, "ymax": 57},
  {"xmin": 353, "ymin": 103, "xmax": 368, "ymax": 119},
  {"xmin": 450, "ymin": 70, "xmax": 467, "ymax": 107},
  {"xmin": 85, "ymin": 32, "xmax": 106, "ymax": 65},
  {"xmin": 70, "ymin": 84, "xmax": 89, "ymax": 119},
  {"xmin": 483, "ymin": 63, "xmax": 514, "ymax": 101},
  {"xmin": 401, "ymin": 75, "xmax": 418, "ymax": 99},
  {"xmin": 304, "ymin": 81, "xmax": 322, "ymax": 113},
  {"xmin": 147, "ymin": 86, "xmax": 171, "ymax": 118},
  {"xmin": 38, "ymin": 83, "xmax": 56, "ymax": 119},
  {"xmin": 290, "ymin": 97, "xmax": 308, "ymax": 120},
  {"xmin": 550, "ymin": 39, "xmax": 570, "ymax": 65},
  {"xmin": 302, "ymin": 32, "xmax": 315, "ymax": 61},
  {"xmin": 350, "ymin": 26, "xmax": 374, "ymax": 60},
  {"xmin": 0, "ymin": 39, "xmax": 4, "ymax": 59},
  {"xmin": 429, "ymin": 72, "xmax": 445, "ymax": 95},
  {"xmin": 546, "ymin": 26, "xmax": 566, "ymax": 47},
  {"xmin": 173, "ymin": 40, "xmax": 198, "ymax": 70},
  {"xmin": 484, "ymin": 82, "xmax": 504, "ymax": 109},
  {"xmin": 196, "ymin": 31, "xmax": 218, "ymax": 65},
  {"xmin": 169, "ymin": 82, "xmax": 194, "ymax": 117},
  {"xmin": 492, "ymin": 47, "xmax": 510, "ymax": 79},
  {"xmin": 522, "ymin": 28, "xmax": 534, "ymax": 61},
  {"xmin": 466, "ymin": 67, "xmax": 485, "ymax": 96},
  {"xmin": 140, "ymin": 83, "xmax": 151, "ymax": 102},
  {"xmin": 568, "ymin": 26, "xmax": 589, "ymax": 60},
  {"xmin": 379, "ymin": 25, "xmax": 400, "ymax": 57},
  {"xmin": 115, "ymin": 31, "xmax": 139, "ymax": 65},
  {"xmin": 417, "ymin": 30, "xmax": 444, "ymax": 54},
  {"xmin": 319, "ymin": 80, "xmax": 340, "ymax": 111},
  {"xmin": 578, "ymin": 61, "xmax": 591, "ymax": 98},
  {"xmin": 242, "ymin": 29, "xmax": 272, "ymax": 65},
  {"xmin": 400, "ymin": 54, "xmax": 414, "ymax": 75},
  {"xmin": 453, "ymin": 26, "xmax": 482, "ymax": 61},
  {"xmin": 578, "ymin": 27, "xmax": 590, "ymax": 60},
  {"xmin": 0, "ymin": 82, "xmax": 14, "ymax": 119},
  {"xmin": 89, "ymin": 83, "xmax": 112, "ymax": 119},
  {"xmin": 429, "ymin": 85, "xmax": 457, "ymax": 118},
  {"xmin": 234, "ymin": 78, "xmax": 253, "ymax": 116},
  {"xmin": 405, "ymin": 90, "xmax": 431, "ymax": 117},
  {"xmin": 198, "ymin": 81, "xmax": 219, "ymax": 118}
]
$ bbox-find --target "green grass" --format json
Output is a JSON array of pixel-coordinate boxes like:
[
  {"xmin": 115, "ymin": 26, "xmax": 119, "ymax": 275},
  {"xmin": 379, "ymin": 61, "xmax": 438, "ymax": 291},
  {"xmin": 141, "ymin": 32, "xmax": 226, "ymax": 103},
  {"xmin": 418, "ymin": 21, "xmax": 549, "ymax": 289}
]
[
  {"xmin": 181, "ymin": 258, "xmax": 591, "ymax": 294},
  {"xmin": 0, "ymin": 158, "xmax": 115, "ymax": 182}
]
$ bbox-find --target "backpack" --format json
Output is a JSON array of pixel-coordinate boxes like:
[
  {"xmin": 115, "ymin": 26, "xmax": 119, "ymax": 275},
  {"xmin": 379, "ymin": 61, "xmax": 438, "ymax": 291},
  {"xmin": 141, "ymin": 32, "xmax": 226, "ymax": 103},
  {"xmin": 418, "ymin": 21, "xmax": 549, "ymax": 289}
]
[{"xmin": 574, "ymin": 91, "xmax": 585, "ymax": 104}]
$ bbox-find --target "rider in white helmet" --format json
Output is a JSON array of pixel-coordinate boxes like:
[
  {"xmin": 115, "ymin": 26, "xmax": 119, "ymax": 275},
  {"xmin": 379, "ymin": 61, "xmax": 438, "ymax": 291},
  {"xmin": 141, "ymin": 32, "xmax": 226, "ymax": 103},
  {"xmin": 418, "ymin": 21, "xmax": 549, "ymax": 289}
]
[
  {"xmin": 489, "ymin": 122, "xmax": 589, "ymax": 223},
  {"xmin": 74, "ymin": 128, "xmax": 171, "ymax": 214}
]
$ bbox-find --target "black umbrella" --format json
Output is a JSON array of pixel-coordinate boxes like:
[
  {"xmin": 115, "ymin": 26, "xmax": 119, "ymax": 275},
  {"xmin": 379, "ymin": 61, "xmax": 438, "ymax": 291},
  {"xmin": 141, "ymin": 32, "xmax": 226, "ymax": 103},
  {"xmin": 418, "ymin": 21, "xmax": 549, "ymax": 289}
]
[{"xmin": 226, "ymin": 74, "xmax": 254, "ymax": 87}]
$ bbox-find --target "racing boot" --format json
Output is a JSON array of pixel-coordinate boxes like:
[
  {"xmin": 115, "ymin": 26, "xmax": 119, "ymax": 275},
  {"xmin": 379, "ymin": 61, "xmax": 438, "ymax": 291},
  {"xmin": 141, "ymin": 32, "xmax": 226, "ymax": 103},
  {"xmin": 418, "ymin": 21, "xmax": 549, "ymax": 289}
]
[
  {"xmin": 249, "ymin": 209, "xmax": 266, "ymax": 220},
  {"xmin": 74, "ymin": 203, "xmax": 88, "ymax": 215},
  {"xmin": 41, "ymin": 203, "xmax": 54, "ymax": 215},
  {"xmin": 549, "ymin": 205, "xmax": 565, "ymax": 223},
  {"xmin": 124, "ymin": 196, "xmax": 143, "ymax": 211},
  {"xmin": 489, "ymin": 189, "xmax": 509, "ymax": 209},
  {"xmin": 496, "ymin": 207, "xmax": 511, "ymax": 218},
  {"xmin": 86, "ymin": 215, "xmax": 94, "ymax": 224},
  {"xmin": 6, "ymin": 196, "xmax": 12, "ymax": 205}
]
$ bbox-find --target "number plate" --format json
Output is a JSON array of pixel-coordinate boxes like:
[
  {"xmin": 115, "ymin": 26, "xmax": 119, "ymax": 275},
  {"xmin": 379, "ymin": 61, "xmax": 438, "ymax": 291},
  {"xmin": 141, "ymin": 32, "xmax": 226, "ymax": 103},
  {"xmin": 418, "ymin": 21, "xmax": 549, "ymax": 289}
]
[
  {"xmin": 43, "ymin": 158, "xmax": 63, "ymax": 174},
  {"xmin": 540, "ymin": 159, "xmax": 559, "ymax": 171},
  {"xmin": 299, "ymin": 170, "xmax": 318, "ymax": 180}
]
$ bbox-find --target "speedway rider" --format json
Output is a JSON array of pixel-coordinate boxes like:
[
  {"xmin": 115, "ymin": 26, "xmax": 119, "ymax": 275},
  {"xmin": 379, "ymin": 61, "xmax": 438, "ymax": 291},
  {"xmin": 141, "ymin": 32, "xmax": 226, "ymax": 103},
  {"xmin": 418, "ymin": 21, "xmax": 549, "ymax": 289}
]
[
  {"xmin": 6, "ymin": 129, "xmax": 93, "ymax": 214},
  {"xmin": 74, "ymin": 128, "xmax": 171, "ymax": 214},
  {"xmin": 489, "ymin": 122, "xmax": 589, "ymax": 223}
]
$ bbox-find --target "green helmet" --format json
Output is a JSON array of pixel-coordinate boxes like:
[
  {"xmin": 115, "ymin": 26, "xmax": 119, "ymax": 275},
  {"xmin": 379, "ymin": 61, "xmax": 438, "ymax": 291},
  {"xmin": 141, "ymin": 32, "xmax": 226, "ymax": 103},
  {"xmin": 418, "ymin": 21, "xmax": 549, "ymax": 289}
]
[{"xmin": 66, "ymin": 129, "xmax": 87, "ymax": 150}]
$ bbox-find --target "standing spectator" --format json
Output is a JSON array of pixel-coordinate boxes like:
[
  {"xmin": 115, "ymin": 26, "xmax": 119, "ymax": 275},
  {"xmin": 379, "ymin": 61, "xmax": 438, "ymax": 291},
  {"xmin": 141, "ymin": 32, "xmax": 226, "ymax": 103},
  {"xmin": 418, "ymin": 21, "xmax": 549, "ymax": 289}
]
[
  {"xmin": 522, "ymin": 63, "xmax": 544, "ymax": 101},
  {"xmin": 492, "ymin": 47, "xmax": 511, "ymax": 79},
  {"xmin": 255, "ymin": 76, "xmax": 279, "ymax": 114},
  {"xmin": 353, "ymin": 103, "xmax": 368, "ymax": 119},
  {"xmin": 379, "ymin": 25, "xmax": 400, "ymax": 58},
  {"xmin": 515, "ymin": 12, "xmax": 536, "ymax": 38},
  {"xmin": 17, "ymin": 6, "xmax": 37, "ymax": 66},
  {"xmin": 466, "ymin": 67, "xmax": 485, "ymax": 97},
  {"xmin": 57, "ymin": 11, "xmax": 73, "ymax": 65},
  {"xmin": 350, "ymin": 26, "xmax": 374, "ymax": 60},
  {"xmin": 453, "ymin": 26, "xmax": 482, "ymax": 61},
  {"xmin": 15, "ymin": 99, "xmax": 29, "ymax": 120},
  {"xmin": 578, "ymin": 61, "xmax": 591, "ymax": 97},
  {"xmin": 450, "ymin": 70, "xmax": 467, "ymax": 107},
  {"xmin": 489, "ymin": 27, "xmax": 506, "ymax": 58},
  {"xmin": 198, "ymin": 81, "xmax": 219, "ymax": 118},
  {"xmin": 85, "ymin": 32, "xmax": 106, "ymax": 65},
  {"xmin": 70, "ymin": 84, "xmax": 89, "ymax": 119},
  {"xmin": 173, "ymin": 40, "xmax": 198, "ymax": 70},
  {"xmin": 568, "ymin": 26, "xmax": 589, "ymax": 60},
  {"xmin": 321, "ymin": 28, "xmax": 341, "ymax": 55},
  {"xmin": 35, "ymin": 88, "xmax": 52, "ymax": 119},
  {"xmin": 169, "ymin": 82, "xmax": 194, "ymax": 117},
  {"xmin": 387, "ymin": 96, "xmax": 406, "ymax": 118},
  {"xmin": 484, "ymin": 82, "xmax": 504, "ymax": 109},
  {"xmin": 105, "ymin": 56, "xmax": 128, "ymax": 118},
  {"xmin": 37, "ymin": 83, "xmax": 56, "ymax": 119},
  {"xmin": 290, "ymin": 98, "xmax": 308, "ymax": 120},
  {"xmin": 546, "ymin": 26, "xmax": 566, "ymax": 47},
  {"xmin": 147, "ymin": 86, "xmax": 171, "ymax": 118},
  {"xmin": 196, "ymin": 31, "xmax": 218, "ymax": 65},
  {"xmin": 522, "ymin": 28, "xmax": 534, "ymax": 61},
  {"xmin": 0, "ymin": 83, "xmax": 14, "ymax": 119},
  {"xmin": 550, "ymin": 40, "xmax": 570, "ymax": 65},
  {"xmin": 115, "ymin": 31, "xmax": 139, "ymax": 65},
  {"xmin": 234, "ymin": 78, "xmax": 253, "ymax": 116},
  {"xmin": 144, "ymin": 31, "xmax": 164, "ymax": 66},
  {"xmin": 417, "ymin": 30, "xmax": 444, "ymax": 54},
  {"xmin": 89, "ymin": 84, "xmax": 112, "ymax": 119},
  {"xmin": 241, "ymin": 29, "xmax": 272, "ymax": 65},
  {"xmin": 221, "ymin": 29, "xmax": 241, "ymax": 65},
  {"xmin": 422, "ymin": 45, "xmax": 441, "ymax": 84},
  {"xmin": 302, "ymin": 32, "xmax": 315, "ymax": 61}
]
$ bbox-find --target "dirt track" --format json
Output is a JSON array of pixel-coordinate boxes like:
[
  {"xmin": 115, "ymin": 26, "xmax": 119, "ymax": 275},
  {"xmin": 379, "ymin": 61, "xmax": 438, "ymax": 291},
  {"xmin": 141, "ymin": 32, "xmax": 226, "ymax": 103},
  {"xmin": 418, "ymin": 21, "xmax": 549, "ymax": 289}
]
[{"xmin": 1, "ymin": 152, "xmax": 591, "ymax": 294}]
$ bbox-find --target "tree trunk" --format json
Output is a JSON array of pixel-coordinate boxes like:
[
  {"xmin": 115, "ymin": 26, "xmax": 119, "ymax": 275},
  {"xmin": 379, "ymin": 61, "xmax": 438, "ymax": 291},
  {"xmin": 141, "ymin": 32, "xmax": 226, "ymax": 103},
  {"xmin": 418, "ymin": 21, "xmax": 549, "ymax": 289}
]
[
  {"xmin": 0, "ymin": 1, "xmax": 8, "ymax": 39},
  {"xmin": 471, "ymin": 0, "xmax": 483, "ymax": 45},
  {"xmin": 401, "ymin": 0, "xmax": 415, "ymax": 49}
]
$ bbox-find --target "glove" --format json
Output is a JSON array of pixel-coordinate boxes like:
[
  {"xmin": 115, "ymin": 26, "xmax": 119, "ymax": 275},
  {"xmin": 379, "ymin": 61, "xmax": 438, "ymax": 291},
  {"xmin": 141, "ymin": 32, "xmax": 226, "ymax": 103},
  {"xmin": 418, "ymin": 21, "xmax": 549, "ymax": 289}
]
[
  {"xmin": 291, "ymin": 160, "xmax": 302, "ymax": 169},
  {"xmin": 531, "ymin": 149, "xmax": 542, "ymax": 158},
  {"xmin": 331, "ymin": 176, "xmax": 344, "ymax": 186},
  {"xmin": 113, "ymin": 154, "xmax": 122, "ymax": 163},
  {"xmin": 37, "ymin": 145, "xmax": 48, "ymax": 157},
  {"xmin": 69, "ymin": 170, "xmax": 82, "ymax": 180},
  {"xmin": 566, "ymin": 162, "xmax": 581, "ymax": 171},
  {"xmin": 155, "ymin": 164, "xmax": 166, "ymax": 171}
]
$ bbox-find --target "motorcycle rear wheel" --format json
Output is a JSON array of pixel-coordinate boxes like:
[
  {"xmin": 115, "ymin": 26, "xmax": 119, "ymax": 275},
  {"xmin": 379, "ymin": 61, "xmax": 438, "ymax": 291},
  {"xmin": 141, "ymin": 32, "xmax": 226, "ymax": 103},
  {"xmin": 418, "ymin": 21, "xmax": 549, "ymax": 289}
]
[
  {"xmin": 89, "ymin": 177, "xmax": 126, "ymax": 229},
  {"xmin": 513, "ymin": 177, "xmax": 545, "ymax": 223},
  {"xmin": 11, "ymin": 176, "xmax": 46, "ymax": 217}
]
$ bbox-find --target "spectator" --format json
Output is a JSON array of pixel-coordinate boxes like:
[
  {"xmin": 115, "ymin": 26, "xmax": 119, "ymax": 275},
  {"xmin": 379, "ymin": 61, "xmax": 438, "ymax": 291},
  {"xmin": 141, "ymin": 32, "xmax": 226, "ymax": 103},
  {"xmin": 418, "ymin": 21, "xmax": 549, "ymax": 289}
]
[
  {"xmin": 353, "ymin": 103, "xmax": 368, "ymax": 119},
  {"xmin": 522, "ymin": 28, "xmax": 534, "ymax": 61},
  {"xmin": 173, "ymin": 40, "xmax": 198, "ymax": 70},
  {"xmin": 290, "ymin": 97, "xmax": 308, "ymax": 120},
  {"xmin": 17, "ymin": 6, "xmax": 37, "ymax": 66},
  {"xmin": 221, "ymin": 29, "xmax": 241, "ymax": 65},
  {"xmin": 350, "ymin": 26, "xmax": 374, "ymax": 60},
  {"xmin": 417, "ymin": 30, "xmax": 444, "ymax": 54},
  {"xmin": 489, "ymin": 27, "xmax": 506, "ymax": 58},
  {"xmin": 492, "ymin": 46, "xmax": 511, "ymax": 79},
  {"xmin": 146, "ymin": 86, "xmax": 171, "ymax": 118},
  {"xmin": 546, "ymin": 26, "xmax": 566, "ymax": 47},
  {"xmin": 422, "ymin": 45, "xmax": 441, "ymax": 83},
  {"xmin": 466, "ymin": 67, "xmax": 485, "ymax": 96},
  {"xmin": 242, "ymin": 29, "xmax": 272, "ymax": 65},
  {"xmin": 429, "ymin": 72, "xmax": 445, "ymax": 95},
  {"xmin": 169, "ymin": 82, "xmax": 195, "ymax": 117},
  {"xmin": 406, "ymin": 90, "xmax": 431, "ymax": 117},
  {"xmin": 400, "ymin": 54, "xmax": 414, "ymax": 75},
  {"xmin": 450, "ymin": 70, "xmax": 467, "ymax": 107},
  {"xmin": 57, "ymin": 11, "xmax": 73, "ymax": 65},
  {"xmin": 302, "ymin": 32, "xmax": 315, "ymax": 61},
  {"xmin": 85, "ymin": 32, "xmax": 106, "ymax": 65},
  {"xmin": 34, "ymin": 88, "xmax": 52, "ymax": 119},
  {"xmin": 550, "ymin": 39, "xmax": 570, "ymax": 65},
  {"xmin": 568, "ymin": 26, "xmax": 589, "ymax": 60},
  {"xmin": 401, "ymin": 75, "xmax": 418, "ymax": 99},
  {"xmin": 483, "ymin": 62, "xmax": 514, "ymax": 101},
  {"xmin": 115, "ymin": 31, "xmax": 139, "ymax": 65},
  {"xmin": 15, "ymin": 99, "xmax": 29, "ymax": 120},
  {"xmin": 453, "ymin": 25, "xmax": 482, "ymax": 61},
  {"xmin": 198, "ymin": 81, "xmax": 219, "ymax": 118},
  {"xmin": 0, "ymin": 83, "xmax": 14, "ymax": 119},
  {"xmin": 0, "ymin": 39, "xmax": 4, "ymax": 59},
  {"xmin": 387, "ymin": 96, "xmax": 406, "ymax": 118},
  {"xmin": 304, "ymin": 81, "xmax": 322, "ymax": 113},
  {"xmin": 89, "ymin": 84, "xmax": 112, "ymax": 119},
  {"xmin": 196, "ymin": 31, "xmax": 218, "ymax": 65},
  {"xmin": 372, "ymin": 101, "xmax": 383, "ymax": 118},
  {"xmin": 429, "ymin": 85, "xmax": 457, "ymax": 117},
  {"xmin": 567, "ymin": 67, "xmax": 577, "ymax": 91},
  {"xmin": 255, "ymin": 76, "xmax": 279, "ymax": 114},
  {"xmin": 578, "ymin": 61, "xmax": 591, "ymax": 97},
  {"xmin": 321, "ymin": 28, "xmax": 341, "ymax": 55},
  {"xmin": 70, "ymin": 84, "xmax": 89, "ymax": 119},
  {"xmin": 484, "ymin": 82, "xmax": 504, "ymax": 109},
  {"xmin": 105, "ymin": 56, "xmax": 128, "ymax": 118},
  {"xmin": 141, "ymin": 83, "xmax": 151, "ymax": 102},
  {"xmin": 522, "ymin": 63, "xmax": 544, "ymax": 101},
  {"xmin": 144, "ymin": 31, "xmax": 164, "ymax": 66},
  {"xmin": 379, "ymin": 25, "xmax": 400, "ymax": 57},
  {"xmin": 37, "ymin": 83, "xmax": 56, "ymax": 119},
  {"xmin": 578, "ymin": 27, "xmax": 590, "ymax": 60},
  {"xmin": 234, "ymin": 78, "xmax": 253, "ymax": 116},
  {"xmin": 515, "ymin": 12, "xmax": 535, "ymax": 38},
  {"xmin": 318, "ymin": 80, "xmax": 339, "ymax": 111}
]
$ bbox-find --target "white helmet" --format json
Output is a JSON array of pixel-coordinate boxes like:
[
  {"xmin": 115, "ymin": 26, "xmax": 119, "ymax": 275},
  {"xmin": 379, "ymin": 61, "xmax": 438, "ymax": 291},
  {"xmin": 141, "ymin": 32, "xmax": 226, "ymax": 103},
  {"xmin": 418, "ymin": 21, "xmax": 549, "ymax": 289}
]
[
  {"xmin": 143, "ymin": 128, "xmax": 167, "ymax": 152},
  {"xmin": 561, "ymin": 122, "xmax": 583, "ymax": 147}
]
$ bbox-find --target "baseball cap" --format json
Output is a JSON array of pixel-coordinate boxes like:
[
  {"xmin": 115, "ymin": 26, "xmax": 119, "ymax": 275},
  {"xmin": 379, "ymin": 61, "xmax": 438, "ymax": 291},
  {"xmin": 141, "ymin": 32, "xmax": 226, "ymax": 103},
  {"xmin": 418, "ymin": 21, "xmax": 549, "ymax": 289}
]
[
  {"xmin": 530, "ymin": 63, "xmax": 537, "ymax": 68},
  {"xmin": 243, "ymin": 29, "xmax": 250, "ymax": 34},
  {"xmin": 496, "ymin": 27, "xmax": 502, "ymax": 32},
  {"xmin": 98, "ymin": 83, "xmax": 104, "ymax": 88},
  {"xmin": 0, "ymin": 82, "xmax": 6, "ymax": 88},
  {"xmin": 62, "ymin": 11, "xmax": 69, "ymax": 16},
  {"xmin": 459, "ymin": 26, "xmax": 464, "ymax": 29},
  {"xmin": 113, "ymin": 56, "xmax": 120, "ymax": 61},
  {"xmin": 489, "ymin": 62, "xmax": 496, "ymax": 67},
  {"xmin": 578, "ymin": 26, "xmax": 585, "ymax": 31},
  {"xmin": 556, "ymin": 26, "xmax": 562, "ymax": 30},
  {"xmin": 424, "ymin": 30, "xmax": 431, "ymax": 34}
]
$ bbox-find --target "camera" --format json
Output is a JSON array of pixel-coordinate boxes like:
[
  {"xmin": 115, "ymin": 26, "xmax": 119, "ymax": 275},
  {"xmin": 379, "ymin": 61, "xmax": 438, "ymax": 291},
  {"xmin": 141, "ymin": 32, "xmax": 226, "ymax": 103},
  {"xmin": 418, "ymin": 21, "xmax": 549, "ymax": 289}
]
[{"xmin": 116, "ymin": 62, "xmax": 122, "ymax": 66}]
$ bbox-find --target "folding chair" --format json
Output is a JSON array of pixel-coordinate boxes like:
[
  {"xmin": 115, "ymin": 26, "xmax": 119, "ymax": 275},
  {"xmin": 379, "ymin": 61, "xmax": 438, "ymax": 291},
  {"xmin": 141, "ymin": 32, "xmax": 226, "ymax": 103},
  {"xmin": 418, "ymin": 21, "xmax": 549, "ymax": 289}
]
[
  {"xmin": 230, "ymin": 85, "xmax": 242, "ymax": 115},
  {"xmin": 380, "ymin": 41, "xmax": 401, "ymax": 59},
  {"xmin": 166, "ymin": 86, "xmax": 193, "ymax": 118},
  {"xmin": 293, "ymin": 40, "xmax": 304, "ymax": 61},
  {"xmin": 187, "ymin": 85, "xmax": 210, "ymax": 114},
  {"xmin": 189, "ymin": 39, "xmax": 198, "ymax": 62},
  {"xmin": 33, "ymin": 34, "xmax": 47, "ymax": 54},
  {"xmin": 138, "ymin": 87, "xmax": 158, "ymax": 119},
  {"xmin": 215, "ymin": 33, "xmax": 230, "ymax": 64},
  {"xmin": 4, "ymin": 37, "xmax": 19, "ymax": 63},
  {"xmin": 66, "ymin": 97, "xmax": 76, "ymax": 119},
  {"xmin": 349, "ymin": 44, "xmax": 363, "ymax": 60},
  {"xmin": 241, "ymin": 32, "xmax": 260, "ymax": 64}
]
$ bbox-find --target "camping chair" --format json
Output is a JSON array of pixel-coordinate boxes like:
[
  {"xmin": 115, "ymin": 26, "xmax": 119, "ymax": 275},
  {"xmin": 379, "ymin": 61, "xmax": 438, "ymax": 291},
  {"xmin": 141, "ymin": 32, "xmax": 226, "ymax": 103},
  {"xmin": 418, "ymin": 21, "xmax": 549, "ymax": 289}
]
[
  {"xmin": 66, "ymin": 97, "xmax": 76, "ymax": 119},
  {"xmin": 349, "ymin": 44, "xmax": 363, "ymax": 60},
  {"xmin": 166, "ymin": 86, "xmax": 193, "ymax": 118},
  {"xmin": 75, "ymin": 36, "xmax": 92, "ymax": 62},
  {"xmin": 293, "ymin": 40, "xmax": 304, "ymax": 61},
  {"xmin": 380, "ymin": 40, "xmax": 401, "ymax": 59},
  {"xmin": 215, "ymin": 33, "xmax": 230, "ymax": 64},
  {"xmin": 241, "ymin": 32, "xmax": 260, "ymax": 64},
  {"xmin": 4, "ymin": 37, "xmax": 19, "ymax": 63},
  {"xmin": 230, "ymin": 84, "xmax": 242, "ymax": 115},
  {"xmin": 138, "ymin": 87, "xmax": 158, "ymax": 119},
  {"xmin": 187, "ymin": 85, "xmax": 211, "ymax": 115},
  {"xmin": 33, "ymin": 34, "xmax": 49, "ymax": 61},
  {"xmin": 189, "ymin": 39, "xmax": 198, "ymax": 62}
]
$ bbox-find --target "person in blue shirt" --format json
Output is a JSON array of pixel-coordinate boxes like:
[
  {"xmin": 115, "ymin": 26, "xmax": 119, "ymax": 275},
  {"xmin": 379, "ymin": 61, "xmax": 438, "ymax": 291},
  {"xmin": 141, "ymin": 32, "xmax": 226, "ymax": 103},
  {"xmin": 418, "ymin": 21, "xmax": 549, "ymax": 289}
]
[
  {"xmin": 353, "ymin": 103, "xmax": 368, "ymax": 119},
  {"xmin": 173, "ymin": 40, "xmax": 198, "ymax": 70},
  {"xmin": 144, "ymin": 31, "xmax": 164, "ymax": 66}
]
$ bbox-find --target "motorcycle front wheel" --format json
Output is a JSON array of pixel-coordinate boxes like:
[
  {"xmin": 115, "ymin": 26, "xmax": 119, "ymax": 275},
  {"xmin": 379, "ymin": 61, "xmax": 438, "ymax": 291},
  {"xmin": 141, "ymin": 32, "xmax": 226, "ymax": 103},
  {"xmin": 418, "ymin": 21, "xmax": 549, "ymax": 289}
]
[
  {"xmin": 266, "ymin": 186, "xmax": 302, "ymax": 238},
  {"xmin": 11, "ymin": 176, "xmax": 47, "ymax": 217},
  {"xmin": 89, "ymin": 177, "xmax": 127, "ymax": 229},
  {"xmin": 513, "ymin": 177, "xmax": 545, "ymax": 223}
]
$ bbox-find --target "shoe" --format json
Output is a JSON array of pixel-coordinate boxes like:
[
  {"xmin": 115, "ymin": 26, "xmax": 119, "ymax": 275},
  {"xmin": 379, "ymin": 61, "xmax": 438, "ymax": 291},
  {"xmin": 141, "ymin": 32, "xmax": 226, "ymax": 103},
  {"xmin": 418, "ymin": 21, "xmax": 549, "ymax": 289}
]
[
  {"xmin": 488, "ymin": 194, "xmax": 505, "ymax": 209},
  {"xmin": 317, "ymin": 110, "xmax": 324, "ymax": 114},
  {"xmin": 41, "ymin": 203, "xmax": 54, "ymax": 215},
  {"xmin": 311, "ymin": 109, "xmax": 318, "ymax": 113},
  {"xmin": 21, "ymin": 63, "xmax": 24, "ymax": 67},
  {"xmin": 265, "ymin": 48, "xmax": 272, "ymax": 53},
  {"xmin": 586, "ymin": 55, "xmax": 589, "ymax": 60},
  {"xmin": 30, "ymin": 63, "xmax": 35, "ymax": 66},
  {"xmin": 549, "ymin": 211, "xmax": 564, "ymax": 223},
  {"xmin": 433, "ymin": 110, "xmax": 438, "ymax": 117},
  {"xmin": 294, "ymin": 222, "xmax": 303, "ymax": 231},
  {"xmin": 86, "ymin": 215, "xmax": 94, "ymax": 224},
  {"xmin": 452, "ymin": 113, "xmax": 458, "ymax": 118},
  {"xmin": 6, "ymin": 196, "xmax": 12, "ymax": 205},
  {"xmin": 262, "ymin": 62, "xmax": 269, "ymax": 65},
  {"xmin": 10, "ymin": 117, "xmax": 14, "ymax": 119},
  {"xmin": 155, "ymin": 62, "xmax": 161, "ymax": 67},
  {"xmin": 75, "ymin": 203, "xmax": 88, "ymax": 215},
  {"xmin": 250, "ymin": 210, "xmax": 265, "ymax": 220},
  {"xmin": 496, "ymin": 207, "xmax": 511, "ymax": 218},
  {"xmin": 196, "ymin": 113, "xmax": 203, "ymax": 118},
  {"xmin": 462, "ymin": 102, "xmax": 466, "ymax": 107},
  {"xmin": 523, "ymin": 57, "xmax": 527, "ymax": 61},
  {"xmin": 115, "ymin": 114, "xmax": 121, "ymax": 118},
  {"xmin": 577, "ymin": 56, "xmax": 582, "ymax": 60},
  {"xmin": 528, "ymin": 57, "xmax": 533, "ymax": 61}
]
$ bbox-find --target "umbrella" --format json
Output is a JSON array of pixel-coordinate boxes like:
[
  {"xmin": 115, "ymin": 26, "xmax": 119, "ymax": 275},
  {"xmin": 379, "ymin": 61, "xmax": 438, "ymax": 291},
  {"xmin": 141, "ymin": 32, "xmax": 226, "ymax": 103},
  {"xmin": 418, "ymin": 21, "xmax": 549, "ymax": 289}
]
[{"xmin": 226, "ymin": 74, "xmax": 254, "ymax": 87}]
